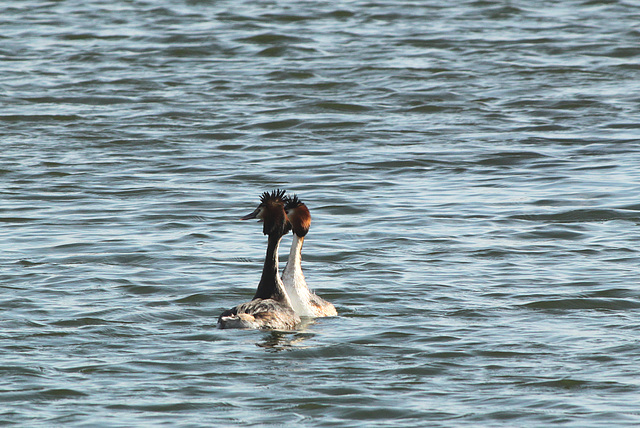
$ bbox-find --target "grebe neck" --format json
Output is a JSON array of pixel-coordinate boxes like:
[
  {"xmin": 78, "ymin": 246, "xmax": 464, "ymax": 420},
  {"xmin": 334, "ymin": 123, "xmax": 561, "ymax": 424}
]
[
  {"xmin": 253, "ymin": 233, "xmax": 288, "ymax": 303},
  {"xmin": 285, "ymin": 234, "xmax": 304, "ymax": 273}
]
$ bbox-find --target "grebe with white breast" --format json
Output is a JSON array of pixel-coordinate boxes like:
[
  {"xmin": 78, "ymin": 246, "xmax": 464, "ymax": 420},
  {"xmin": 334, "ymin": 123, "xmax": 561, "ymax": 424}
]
[
  {"xmin": 217, "ymin": 189, "xmax": 300, "ymax": 330},
  {"xmin": 282, "ymin": 194, "xmax": 337, "ymax": 317}
]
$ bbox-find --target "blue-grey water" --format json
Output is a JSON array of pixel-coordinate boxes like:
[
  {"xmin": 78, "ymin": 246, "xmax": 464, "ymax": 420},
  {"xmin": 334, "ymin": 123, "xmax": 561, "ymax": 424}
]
[{"xmin": 2, "ymin": 0, "xmax": 640, "ymax": 426}]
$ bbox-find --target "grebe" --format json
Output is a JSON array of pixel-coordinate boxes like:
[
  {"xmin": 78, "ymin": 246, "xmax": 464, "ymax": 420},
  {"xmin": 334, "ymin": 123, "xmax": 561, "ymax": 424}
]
[
  {"xmin": 217, "ymin": 189, "xmax": 300, "ymax": 330},
  {"xmin": 282, "ymin": 194, "xmax": 337, "ymax": 317}
]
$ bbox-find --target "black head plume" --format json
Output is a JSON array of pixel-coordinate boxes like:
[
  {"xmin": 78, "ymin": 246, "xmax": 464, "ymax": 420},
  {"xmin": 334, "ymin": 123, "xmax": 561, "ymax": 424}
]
[
  {"xmin": 257, "ymin": 189, "xmax": 290, "ymax": 236},
  {"xmin": 260, "ymin": 189, "xmax": 287, "ymax": 204},
  {"xmin": 284, "ymin": 193, "xmax": 303, "ymax": 210}
]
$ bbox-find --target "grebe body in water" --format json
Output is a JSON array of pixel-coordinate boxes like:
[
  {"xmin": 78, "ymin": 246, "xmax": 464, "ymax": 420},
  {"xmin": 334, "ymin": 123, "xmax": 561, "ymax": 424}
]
[
  {"xmin": 218, "ymin": 190, "xmax": 300, "ymax": 330},
  {"xmin": 282, "ymin": 194, "xmax": 337, "ymax": 317}
]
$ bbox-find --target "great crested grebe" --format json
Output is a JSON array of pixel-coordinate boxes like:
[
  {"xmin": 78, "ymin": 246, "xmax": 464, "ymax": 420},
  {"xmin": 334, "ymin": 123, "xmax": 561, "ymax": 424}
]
[
  {"xmin": 282, "ymin": 194, "xmax": 337, "ymax": 317},
  {"xmin": 217, "ymin": 189, "xmax": 300, "ymax": 330}
]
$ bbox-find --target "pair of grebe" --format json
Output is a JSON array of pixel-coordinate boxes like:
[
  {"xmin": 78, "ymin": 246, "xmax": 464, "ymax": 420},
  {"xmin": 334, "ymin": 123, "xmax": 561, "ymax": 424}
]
[{"xmin": 217, "ymin": 189, "xmax": 336, "ymax": 330}]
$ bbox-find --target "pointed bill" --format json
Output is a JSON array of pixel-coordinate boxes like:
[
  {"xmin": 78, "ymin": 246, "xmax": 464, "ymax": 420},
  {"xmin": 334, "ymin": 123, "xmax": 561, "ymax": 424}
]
[{"xmin": 240, "ymin": 207, "xmax": 261, "ymax": 221}]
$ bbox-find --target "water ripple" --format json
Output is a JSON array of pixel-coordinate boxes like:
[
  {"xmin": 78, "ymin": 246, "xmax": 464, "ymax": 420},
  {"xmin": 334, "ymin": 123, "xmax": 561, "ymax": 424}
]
[{"xmin": 1, "ymin": 0, "xmax": 640, "ymax": 426}]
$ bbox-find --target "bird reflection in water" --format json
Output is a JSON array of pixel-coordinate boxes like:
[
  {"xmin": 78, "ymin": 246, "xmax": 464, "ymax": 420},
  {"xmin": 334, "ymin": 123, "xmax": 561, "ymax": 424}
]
[{"xmin": 256, "ymin": 319, "xmax": 316, "ymax": 351}]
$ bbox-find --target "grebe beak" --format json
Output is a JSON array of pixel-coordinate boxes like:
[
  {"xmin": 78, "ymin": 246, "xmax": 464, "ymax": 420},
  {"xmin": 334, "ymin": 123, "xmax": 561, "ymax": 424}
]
[{"xmin": 240, "ymin": 207, "xmax": 260, "ymax": 221}]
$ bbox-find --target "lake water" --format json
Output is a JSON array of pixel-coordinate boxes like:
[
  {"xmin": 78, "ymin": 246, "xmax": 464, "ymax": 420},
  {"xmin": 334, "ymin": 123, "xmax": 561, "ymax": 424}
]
[{"xmin": 2, "ymin": 0, "xmax": 640, "ymax": 426}]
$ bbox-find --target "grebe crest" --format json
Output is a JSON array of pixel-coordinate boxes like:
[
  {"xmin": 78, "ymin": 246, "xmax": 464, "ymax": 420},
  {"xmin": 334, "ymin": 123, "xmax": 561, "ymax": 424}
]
[
  {"xmin": 242, "ymin": 189, "xmax": 291, "ymax": 236},
  {"xmin": 284, "ymin": 193, "xmax": 311, "ymax": 237}
]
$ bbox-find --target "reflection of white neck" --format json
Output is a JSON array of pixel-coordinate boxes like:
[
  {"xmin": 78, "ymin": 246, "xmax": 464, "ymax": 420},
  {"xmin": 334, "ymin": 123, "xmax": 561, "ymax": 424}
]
[{"xmin": 282, "ymin": 235, "xmax": 314, "ymax": 317}]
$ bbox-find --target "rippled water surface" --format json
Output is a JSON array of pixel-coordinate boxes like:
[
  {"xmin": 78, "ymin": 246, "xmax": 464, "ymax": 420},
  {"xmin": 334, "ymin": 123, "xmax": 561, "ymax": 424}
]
[{"xmin": 2, "ymin": 0, "xmax": 640, "ymax": 426}]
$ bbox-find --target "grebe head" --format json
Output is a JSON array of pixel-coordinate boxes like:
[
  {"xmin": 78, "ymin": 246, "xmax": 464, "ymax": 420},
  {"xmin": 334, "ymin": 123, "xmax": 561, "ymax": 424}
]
[
  {"xmin": 241, "ymin": 189, "xmax": 291, "ymax": 236},
  {"xmin": 284, "ymin": 194, "xmax": 311, "ymax": 237}
]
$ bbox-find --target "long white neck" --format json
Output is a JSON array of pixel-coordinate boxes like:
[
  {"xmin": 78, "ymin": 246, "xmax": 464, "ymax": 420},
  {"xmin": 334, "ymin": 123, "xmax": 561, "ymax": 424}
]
[
  {"xmin": 282, "ymin": 234, "xmax": 314, "ymax": 316},
  {"xmin": 284, "ymin": 235, "xmax": 304, "ymax": 275},
  {"xmin": 273, "ymin": 238, "xmax": 295, "ymax": 308}
]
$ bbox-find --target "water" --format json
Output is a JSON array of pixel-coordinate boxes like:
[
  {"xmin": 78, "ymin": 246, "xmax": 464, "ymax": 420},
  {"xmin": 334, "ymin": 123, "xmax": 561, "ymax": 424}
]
[{"xmin": 2, "ymin": 0, "xmax": 640, "ymax": 425}]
